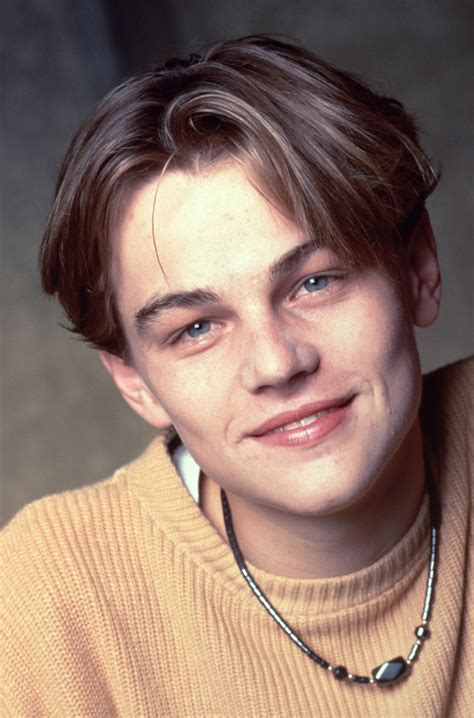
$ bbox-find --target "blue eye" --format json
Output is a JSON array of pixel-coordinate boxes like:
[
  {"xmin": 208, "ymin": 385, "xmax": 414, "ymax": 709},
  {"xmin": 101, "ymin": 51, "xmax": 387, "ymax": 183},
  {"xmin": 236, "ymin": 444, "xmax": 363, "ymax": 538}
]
[
  {"xmin": 303, "ymin": 276, "xmax": 329, "ymax": 292},
  {"xmin": 185, "ymin": 320, "xmax": 211, "ymax": 338}
]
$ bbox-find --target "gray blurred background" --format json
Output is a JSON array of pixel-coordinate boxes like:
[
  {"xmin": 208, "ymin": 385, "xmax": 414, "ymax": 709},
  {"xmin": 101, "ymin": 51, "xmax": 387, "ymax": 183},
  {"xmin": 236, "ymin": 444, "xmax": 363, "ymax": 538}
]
[{"xmin": 2, "ymin": 0, "xmax": 473, "ymax": 526}]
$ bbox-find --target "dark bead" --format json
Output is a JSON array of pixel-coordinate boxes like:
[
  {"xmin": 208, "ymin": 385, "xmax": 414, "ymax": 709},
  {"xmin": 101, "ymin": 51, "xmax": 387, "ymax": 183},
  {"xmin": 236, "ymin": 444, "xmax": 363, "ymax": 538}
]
[
  {"xmin": 333, "ymin": 666, "xmax": 348, "ymax": 680},
  {"xmin": 351, "ymin": 675, "xmax": 371, "ymax": 684},
  {"xmin": 372, "ymin": 657, "xmax": 408, "ymax": 685},
  {"xmin": 415, "ymin": 625, "xmax": 430, "ymax": 639}
]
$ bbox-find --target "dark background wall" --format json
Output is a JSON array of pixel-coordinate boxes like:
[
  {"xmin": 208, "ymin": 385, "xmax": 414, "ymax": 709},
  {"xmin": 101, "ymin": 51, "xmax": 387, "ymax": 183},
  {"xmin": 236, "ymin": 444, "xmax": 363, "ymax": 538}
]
[{"xmin": 2, "ymin": 0, "xmax": 473, "ymax": 525}]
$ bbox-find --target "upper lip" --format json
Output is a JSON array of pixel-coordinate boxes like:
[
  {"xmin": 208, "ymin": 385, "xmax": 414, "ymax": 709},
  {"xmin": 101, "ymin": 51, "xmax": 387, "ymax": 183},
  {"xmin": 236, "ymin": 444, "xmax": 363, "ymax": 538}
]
[{"xmin": 248, "ymin": 395, "xmax": 353, "ymax": 437}]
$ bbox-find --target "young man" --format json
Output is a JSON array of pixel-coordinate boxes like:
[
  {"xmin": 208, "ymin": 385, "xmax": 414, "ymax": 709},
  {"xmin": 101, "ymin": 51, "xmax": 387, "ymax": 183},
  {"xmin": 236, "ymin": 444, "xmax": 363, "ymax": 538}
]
[{"xmin": 1, "ymin": 36, "xmax": 471, "ymax": 716}]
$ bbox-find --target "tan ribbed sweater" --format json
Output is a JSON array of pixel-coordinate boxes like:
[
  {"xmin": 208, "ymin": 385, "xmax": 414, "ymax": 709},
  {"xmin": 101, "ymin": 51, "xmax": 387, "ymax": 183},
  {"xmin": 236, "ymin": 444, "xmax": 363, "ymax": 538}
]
[{"xmin": 1, "ymin": 358, "xmax": 472, "ymax": 717}]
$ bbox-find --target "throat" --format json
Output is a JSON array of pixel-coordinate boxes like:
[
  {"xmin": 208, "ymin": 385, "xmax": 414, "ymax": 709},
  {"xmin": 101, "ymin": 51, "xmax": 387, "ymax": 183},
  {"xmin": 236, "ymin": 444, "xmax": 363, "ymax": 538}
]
[{"xmin": 200, "ymin": 455, "xmax": 425, "ymax": 579}]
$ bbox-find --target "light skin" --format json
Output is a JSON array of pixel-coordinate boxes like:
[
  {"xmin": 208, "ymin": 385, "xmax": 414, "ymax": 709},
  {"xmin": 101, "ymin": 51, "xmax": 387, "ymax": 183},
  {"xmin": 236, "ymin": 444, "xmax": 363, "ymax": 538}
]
[{"xmin": 102, "ymin": 163, "xmax": 441, "ymax": 579}]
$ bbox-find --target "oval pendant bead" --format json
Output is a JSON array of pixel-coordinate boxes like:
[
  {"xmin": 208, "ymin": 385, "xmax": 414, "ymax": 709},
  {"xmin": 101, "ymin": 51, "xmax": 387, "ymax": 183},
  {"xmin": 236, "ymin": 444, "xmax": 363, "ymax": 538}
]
[{"xmin": 372, "ymin": 657, "xmax": 408, "ymax": 685}]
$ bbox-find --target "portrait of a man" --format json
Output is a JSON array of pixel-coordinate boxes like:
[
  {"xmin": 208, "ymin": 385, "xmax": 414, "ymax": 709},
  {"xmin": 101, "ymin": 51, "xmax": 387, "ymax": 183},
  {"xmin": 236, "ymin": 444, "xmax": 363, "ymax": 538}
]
[{"xmin": 1, "ymin": 23, "xmax": 472, "ymax": 718}]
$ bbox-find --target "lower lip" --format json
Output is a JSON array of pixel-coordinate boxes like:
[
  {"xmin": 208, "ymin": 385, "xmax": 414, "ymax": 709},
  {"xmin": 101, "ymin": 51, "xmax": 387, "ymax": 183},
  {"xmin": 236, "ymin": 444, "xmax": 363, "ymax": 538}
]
[{"xmin": 250, "ymin": 402, "xmax": 352, "ymax": 448}]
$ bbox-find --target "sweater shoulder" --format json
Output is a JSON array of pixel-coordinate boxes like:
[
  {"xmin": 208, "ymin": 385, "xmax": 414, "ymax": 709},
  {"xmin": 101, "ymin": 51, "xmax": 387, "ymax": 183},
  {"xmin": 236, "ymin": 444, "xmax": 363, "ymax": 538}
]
[
  {"xmin": 1, "ymin": 435, "xmax": 178, "ymax": 598},
  {"xmin": 421, "ymin": 355, "xmax": 473, "ymax": 499},
  {"xmin": 0, "ymin": 464, "xmax": 148, "ymax": 612},
  {"xmin": 0, "ymin": 434, "xmax": 178, "ymax": 601},
  {"xmin": 0, "ymin": 463, "xmax": 162, "ymax": 712},
  {"xmin": 422, "ymin": 355, "xmax": 473, "ymax": 434},
  {"xmin": 0, "ymin": 466, "xmax": 153, "ymax": 715},
  {"xmin": 2, "ymin": 469, "xmax": 126, "ymax": 555},
  {"xmin": 423, "ymin": 354, "xmax": 473, "ymax": 395}
]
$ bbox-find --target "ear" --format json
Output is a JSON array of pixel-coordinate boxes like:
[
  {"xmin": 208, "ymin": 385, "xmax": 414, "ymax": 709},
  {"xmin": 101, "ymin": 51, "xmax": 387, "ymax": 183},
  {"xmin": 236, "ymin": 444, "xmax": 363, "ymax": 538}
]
[
  {"xmin": 405, "ymin": 211, "xmax": 441, "ymax": 327},
  {"xmin": 100, "ymin": 352, "xmax": 173, "ymax": 430}
]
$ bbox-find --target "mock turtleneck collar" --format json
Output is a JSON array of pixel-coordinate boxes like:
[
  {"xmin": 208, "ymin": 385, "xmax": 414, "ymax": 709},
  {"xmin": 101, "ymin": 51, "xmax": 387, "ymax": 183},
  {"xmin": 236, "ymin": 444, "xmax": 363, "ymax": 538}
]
[{"xmin": 123, "ymin": 432, "xmax": 430, "ymax": 619}]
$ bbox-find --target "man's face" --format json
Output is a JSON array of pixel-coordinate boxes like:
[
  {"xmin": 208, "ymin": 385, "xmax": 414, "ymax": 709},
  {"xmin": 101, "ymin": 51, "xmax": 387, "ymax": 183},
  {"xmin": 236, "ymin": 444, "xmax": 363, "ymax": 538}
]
[{"xmin": 111, "ymin": 163, "xmax": 428, "ymax": 517}]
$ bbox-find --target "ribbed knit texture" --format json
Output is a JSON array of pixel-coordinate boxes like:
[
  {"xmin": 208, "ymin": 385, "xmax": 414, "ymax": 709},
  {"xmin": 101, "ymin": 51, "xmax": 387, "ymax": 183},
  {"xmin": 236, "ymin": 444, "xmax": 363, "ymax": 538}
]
[{"xmin": 1, "ymin": 358, "xmax": 472, "ymax": 717}]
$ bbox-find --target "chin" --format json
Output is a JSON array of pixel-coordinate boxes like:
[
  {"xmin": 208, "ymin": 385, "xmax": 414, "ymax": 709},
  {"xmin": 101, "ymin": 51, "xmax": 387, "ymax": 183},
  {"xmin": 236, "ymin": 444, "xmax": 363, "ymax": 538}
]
[{"xmin": 257, "ymin": 465, "xmax": 378, "ymax": 518}]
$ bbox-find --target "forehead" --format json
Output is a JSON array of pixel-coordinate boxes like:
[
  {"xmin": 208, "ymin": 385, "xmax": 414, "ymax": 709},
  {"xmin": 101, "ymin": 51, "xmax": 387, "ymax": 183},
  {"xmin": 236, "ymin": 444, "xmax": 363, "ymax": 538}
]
[{"xmin": 111, "ymin": 164, "xmax": 305, "ymax": 312}]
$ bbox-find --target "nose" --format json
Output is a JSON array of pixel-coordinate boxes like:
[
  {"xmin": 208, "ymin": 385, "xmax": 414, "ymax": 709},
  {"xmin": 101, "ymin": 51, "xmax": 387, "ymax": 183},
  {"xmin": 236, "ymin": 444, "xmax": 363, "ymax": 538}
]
[{"xmin": 239, "ymin": 318, "xmax": 320, "ymax": 393}]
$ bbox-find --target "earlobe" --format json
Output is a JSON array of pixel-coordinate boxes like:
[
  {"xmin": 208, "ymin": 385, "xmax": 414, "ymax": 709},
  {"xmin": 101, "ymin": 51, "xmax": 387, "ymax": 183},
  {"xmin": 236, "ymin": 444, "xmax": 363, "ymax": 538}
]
[
  {"xmin": 406, "ymin": 211, "xmax": 441, "ymax": 328},
  {"xmin": 100, "ymin": 351, "xmax": 173, "ymax": 430}
]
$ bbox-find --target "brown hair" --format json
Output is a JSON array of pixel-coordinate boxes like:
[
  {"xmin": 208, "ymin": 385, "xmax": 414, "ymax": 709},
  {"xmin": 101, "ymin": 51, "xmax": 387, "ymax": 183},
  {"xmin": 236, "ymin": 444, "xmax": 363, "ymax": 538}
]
[{"xmin": 39, "ymin": 35, "xmax": 438, "ymax": 357}]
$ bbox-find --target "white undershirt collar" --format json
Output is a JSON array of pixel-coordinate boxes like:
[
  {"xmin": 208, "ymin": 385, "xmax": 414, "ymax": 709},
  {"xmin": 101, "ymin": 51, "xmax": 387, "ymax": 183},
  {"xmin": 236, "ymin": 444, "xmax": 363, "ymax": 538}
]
[{"xmin": 171, "ymin": 442, "xmax": 201, "ymax": 503}]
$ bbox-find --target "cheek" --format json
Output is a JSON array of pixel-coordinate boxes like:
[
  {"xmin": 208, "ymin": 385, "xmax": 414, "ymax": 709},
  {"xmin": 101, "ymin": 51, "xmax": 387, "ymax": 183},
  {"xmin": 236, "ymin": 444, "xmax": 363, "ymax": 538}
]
[
  {"xmin": 345, "ymin": 284, "xmax": 413, "ymax": 358},
  {"xmin": 326, "ymin": 288, "xmax": 420, "ymax": 397},
  {"xmin": 354, "ymin": 297, "xmax": 421, "ymax": 418},
  {"xmin": 146, "ymin": 355, "xmax": 234, "ymax": 439}
]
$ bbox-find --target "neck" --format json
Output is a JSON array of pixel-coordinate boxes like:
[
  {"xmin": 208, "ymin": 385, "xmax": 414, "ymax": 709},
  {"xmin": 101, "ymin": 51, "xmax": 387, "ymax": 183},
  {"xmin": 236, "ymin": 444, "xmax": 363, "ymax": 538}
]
[{"xmin": 201, "ymin": 421, "xmax": 426, "ymax": 579}]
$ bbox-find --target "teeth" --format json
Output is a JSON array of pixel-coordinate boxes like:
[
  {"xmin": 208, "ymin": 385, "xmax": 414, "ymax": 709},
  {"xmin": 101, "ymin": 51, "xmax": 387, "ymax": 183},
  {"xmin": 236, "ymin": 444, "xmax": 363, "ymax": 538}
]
[{"xmin": 270, "ymin": 409, "xmax": 332, "ymax": 433}]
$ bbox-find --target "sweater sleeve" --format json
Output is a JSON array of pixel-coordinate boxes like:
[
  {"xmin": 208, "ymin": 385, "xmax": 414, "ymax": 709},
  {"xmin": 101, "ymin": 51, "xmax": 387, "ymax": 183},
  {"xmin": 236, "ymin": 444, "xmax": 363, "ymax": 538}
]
[{"xmin": 1, "ymin": 493, "xmax": 120, "ymax": 717}]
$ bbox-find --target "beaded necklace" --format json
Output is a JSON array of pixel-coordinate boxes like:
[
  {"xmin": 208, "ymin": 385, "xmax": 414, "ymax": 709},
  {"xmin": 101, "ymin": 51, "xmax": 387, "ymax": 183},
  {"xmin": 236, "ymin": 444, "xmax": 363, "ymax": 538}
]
[{"xmin": 221, "ymin": 486, "xmax": 437, "ymax": 686}]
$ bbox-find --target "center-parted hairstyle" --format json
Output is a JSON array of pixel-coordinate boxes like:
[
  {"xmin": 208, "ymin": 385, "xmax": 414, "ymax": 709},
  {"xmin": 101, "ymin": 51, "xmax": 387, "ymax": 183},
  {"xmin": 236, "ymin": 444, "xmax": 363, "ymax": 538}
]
[{"xmin": 40, "ymin": 35, "xmax": 438, "ymax": 358}]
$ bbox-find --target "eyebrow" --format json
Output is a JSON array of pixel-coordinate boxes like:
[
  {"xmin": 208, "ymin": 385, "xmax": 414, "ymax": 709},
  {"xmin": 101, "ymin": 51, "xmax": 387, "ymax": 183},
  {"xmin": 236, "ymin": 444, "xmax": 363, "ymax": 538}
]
[
  {"xmin": 268, "ymin": 239, "xmax": 320, "ymax": 281},
  {"xmin": 134, "ymin": 239, "xmax": 321, "ymax": 336}
]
